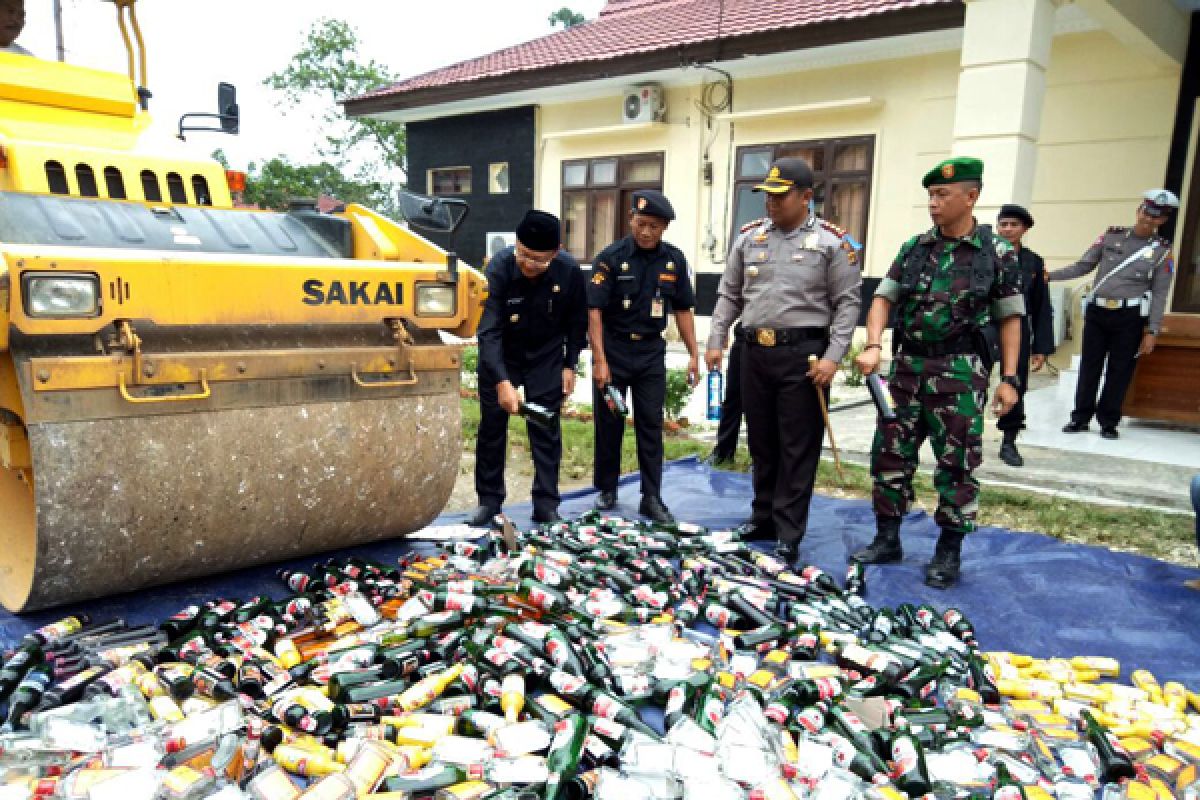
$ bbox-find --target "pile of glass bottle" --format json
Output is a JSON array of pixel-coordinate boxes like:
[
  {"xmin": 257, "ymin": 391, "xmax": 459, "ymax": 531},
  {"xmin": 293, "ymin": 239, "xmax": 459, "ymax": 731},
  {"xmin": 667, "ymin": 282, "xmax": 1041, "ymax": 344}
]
[{"xmin": 0, "ymin": 510, "xmax": 1198, "ymax": 800}]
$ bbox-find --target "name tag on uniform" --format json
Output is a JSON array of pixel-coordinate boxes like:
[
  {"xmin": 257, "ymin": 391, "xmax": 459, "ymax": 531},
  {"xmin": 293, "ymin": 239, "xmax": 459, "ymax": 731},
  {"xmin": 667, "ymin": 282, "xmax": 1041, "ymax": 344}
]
[{"xmin": 651, "ymin": 297, "xmax": 665, "ymax": 318}]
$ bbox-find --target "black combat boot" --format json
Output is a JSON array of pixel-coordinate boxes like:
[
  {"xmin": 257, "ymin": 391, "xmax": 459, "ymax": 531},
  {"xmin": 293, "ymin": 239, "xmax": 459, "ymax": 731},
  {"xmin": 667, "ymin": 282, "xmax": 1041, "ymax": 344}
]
[
  {"xmin": 924, "ymin": 529, "xmax": 965, "ymax": 589},
  {"xmin": 850, "ymin": 517, "xmax": 903, "ymax": 563},
  {"xmin": 998, "ymin": 430, "xmax": 1023, "ymax": 467}
]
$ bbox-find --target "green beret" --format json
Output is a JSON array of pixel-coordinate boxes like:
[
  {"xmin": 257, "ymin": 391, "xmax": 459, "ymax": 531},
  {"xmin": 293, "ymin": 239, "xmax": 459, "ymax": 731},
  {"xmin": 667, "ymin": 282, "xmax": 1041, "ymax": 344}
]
[{"xmin": 922, "ymin": 157, "xmax": 984, "ymax": 188}]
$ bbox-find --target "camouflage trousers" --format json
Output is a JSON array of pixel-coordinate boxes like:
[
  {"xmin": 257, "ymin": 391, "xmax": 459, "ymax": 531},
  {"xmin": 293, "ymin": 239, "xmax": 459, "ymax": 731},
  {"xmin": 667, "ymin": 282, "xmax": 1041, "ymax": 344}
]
[{"xmin": 870, "ymin": 371, "xmax": 986, "ymax": 534}]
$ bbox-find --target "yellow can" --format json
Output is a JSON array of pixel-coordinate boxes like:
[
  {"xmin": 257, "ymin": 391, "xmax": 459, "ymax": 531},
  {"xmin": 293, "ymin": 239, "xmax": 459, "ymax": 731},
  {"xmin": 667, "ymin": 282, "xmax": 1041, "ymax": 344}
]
[{"xmin": 1069, "ymin": 656, "xmax": 1120, "ymax": 678}]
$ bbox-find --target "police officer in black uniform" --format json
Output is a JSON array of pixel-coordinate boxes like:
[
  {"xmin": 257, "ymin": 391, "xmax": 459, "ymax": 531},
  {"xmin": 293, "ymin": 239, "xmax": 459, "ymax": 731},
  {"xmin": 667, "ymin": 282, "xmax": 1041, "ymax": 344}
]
[
  {"xmin": 993, "ymin": 204, "xmax": 1055, "ymax": 467},
  {"xmin": 589, "ymin": 190, "xmax": 700, "ymax": 524},
  {"xmin": 705, "ymin": 322, "xmax": 744, "ymax": 466},
  {"xmin": 467, "ymin": 210, "xmax": 587, "ymax": 526}
]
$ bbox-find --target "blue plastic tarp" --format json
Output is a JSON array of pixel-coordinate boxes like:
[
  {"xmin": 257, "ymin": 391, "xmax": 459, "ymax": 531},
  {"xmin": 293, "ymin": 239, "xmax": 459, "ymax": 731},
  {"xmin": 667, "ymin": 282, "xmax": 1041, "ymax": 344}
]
[{"xmin": 3, "ymin": 457, "xmax": 1198, "ymax": 686}]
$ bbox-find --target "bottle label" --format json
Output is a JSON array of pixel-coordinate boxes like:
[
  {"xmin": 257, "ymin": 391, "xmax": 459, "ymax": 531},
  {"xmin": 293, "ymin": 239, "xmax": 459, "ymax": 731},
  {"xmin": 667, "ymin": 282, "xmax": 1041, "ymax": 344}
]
[
  {"xmin": 665, "ymin": 685, "xmax": 687, "ymax": 717},
  {"xmin": 534, "ymin": 563, "xmax": 563, "ymax": 585},
  {"xmin": 591, "ymin": 693, "xmax": 618, "ymax": 719},
  {"xmin": 891, "ymin": 737, "xmax": 918, "ymax": 775}
]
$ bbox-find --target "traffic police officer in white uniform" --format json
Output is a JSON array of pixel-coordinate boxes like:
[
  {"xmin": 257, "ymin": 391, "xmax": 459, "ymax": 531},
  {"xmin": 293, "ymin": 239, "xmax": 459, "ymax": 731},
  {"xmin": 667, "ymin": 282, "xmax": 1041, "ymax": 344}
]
[{"xmin": 1051, "ymin": 189, "xmax": 1178, "ymax": 439}]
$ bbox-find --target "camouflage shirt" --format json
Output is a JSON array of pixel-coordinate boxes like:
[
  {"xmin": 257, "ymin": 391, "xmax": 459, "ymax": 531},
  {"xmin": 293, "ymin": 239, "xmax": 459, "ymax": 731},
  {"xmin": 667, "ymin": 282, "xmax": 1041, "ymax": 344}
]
[{"xmin": 876, "ymin": 224, "xmax": 1025, "ymax": 391}]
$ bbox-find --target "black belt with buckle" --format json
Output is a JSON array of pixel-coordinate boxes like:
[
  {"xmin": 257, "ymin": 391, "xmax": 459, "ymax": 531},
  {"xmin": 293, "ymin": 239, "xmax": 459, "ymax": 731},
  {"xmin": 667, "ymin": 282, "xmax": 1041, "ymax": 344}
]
[
  {"xmin": 622, "ymin": 332, "xmax": 661, "ymax": 342},
  {"xmin": 743, "ymin": 327, "xmax": 827, "ymax": 347}
]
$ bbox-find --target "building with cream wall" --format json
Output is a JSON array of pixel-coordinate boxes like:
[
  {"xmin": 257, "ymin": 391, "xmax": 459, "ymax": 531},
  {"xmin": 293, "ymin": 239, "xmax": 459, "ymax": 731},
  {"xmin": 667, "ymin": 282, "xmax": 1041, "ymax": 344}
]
[{"xmin": 348, "ymin": 0, "xmax": 1200, "ymax": 354}]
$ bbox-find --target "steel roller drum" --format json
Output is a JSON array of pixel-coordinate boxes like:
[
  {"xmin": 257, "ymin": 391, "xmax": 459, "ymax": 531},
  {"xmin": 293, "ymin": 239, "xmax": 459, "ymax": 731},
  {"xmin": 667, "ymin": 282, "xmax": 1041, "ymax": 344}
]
[{"xmin": 0, "ymin": 389, "xmax": 460, "ymax": 612}]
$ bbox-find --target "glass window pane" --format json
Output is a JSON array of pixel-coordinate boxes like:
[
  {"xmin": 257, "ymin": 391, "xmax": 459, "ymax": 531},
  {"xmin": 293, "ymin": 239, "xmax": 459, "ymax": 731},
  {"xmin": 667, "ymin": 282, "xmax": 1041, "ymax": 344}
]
[
  {"xmin": 733, "ymin": 184, "xmax": 766, "ymax": 233},
  {"xmin": 621, "ymin": 158, "xmax": 661, "ymax": 184},
  {"xmin": 563, "ymin": 162, "xmax": 588, "ymax": 188},
  {"xmin": 430, "ymin": 167, "xmax": 471, "ymax": 195},
  {"xmin": 591, "ymin": 159, "xmax": 617, "ymax": 186},
  {"xmin": 489, "ymin": 163, "xmax": 510, "ymax": 194},
  {"xmin": 738, "ymin": 149, "xmax": 772, "ymax": 179},
  {"xmin": 591, "ymin": 193, "xmax": 617, "ymax": 258},
  {"xmin": 563, "ymin": 192, "xmax": 588, "ymax": 258},
  {"xmin": 833, "ymin": 143, "xmax": 869, "ymax": 172},
  {"xmin": 776, "ymin": 144, "xmax": 823, "ymax": 172},
  {"xmin": 827, "ymin": 181, "xmax": 868, "ymax": 244}
]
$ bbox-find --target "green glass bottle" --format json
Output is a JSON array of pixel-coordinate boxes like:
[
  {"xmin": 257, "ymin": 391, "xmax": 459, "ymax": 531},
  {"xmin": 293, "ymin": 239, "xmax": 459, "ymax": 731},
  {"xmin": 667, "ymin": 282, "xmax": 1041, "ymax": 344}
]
[{"xmin": 543, "ymin": 713, "xmax": 588, "ymax": 800}]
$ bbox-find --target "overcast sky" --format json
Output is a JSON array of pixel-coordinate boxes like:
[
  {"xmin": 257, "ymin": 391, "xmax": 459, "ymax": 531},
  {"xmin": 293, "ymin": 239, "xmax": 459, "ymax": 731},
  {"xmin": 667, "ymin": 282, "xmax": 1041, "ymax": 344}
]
[{"xmin": 21, "ymin": 1, "xmax": 607, "ymax": 174}]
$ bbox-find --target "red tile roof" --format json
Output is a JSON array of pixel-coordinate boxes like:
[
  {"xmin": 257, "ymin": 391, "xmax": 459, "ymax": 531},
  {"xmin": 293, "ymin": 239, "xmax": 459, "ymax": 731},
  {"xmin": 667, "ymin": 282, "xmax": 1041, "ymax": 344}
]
[{"xmin": 354, "ymin": 0, "xmax": 957, "ymax": 105}]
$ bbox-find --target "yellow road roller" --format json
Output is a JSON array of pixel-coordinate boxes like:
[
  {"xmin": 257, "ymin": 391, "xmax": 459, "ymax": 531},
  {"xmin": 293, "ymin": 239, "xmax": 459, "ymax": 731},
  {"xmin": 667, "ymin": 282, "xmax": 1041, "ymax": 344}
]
[{"xmin": 0, "ymin": 4, "xmax": 486, "ymax": 611}]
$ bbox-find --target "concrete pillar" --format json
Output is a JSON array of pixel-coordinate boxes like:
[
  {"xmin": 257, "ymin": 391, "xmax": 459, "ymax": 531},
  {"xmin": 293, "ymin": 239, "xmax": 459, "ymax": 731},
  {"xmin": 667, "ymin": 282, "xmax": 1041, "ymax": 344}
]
[{"xmin": 950, "ymin": 0, "xmax": 1058, "ymax": 218}]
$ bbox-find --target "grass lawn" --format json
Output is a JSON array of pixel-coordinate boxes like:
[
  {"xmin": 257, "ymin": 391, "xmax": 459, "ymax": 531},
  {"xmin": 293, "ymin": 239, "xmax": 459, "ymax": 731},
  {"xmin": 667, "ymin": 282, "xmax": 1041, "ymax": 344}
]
[{"xmin": 460, "ymin": 398, "xmax": 1196, "ymax": 566}]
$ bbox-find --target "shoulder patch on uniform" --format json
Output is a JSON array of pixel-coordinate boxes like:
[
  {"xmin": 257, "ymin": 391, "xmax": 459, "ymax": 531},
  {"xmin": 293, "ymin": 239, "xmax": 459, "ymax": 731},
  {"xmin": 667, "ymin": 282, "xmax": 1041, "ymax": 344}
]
[
  {"xmin": 1163, "ymin": 255, "xmax": 1175, "ymax": 275},
  {"xmin": 841, "ymin": 239, "xmax": 859, "ymax": 266},
  {"xmin": 820, "ymin": 220, "xmax": 846, "ymax": 238},
  {"xmin": 740, "ymin": 217, "xmax": 766, "ymax": 234}
]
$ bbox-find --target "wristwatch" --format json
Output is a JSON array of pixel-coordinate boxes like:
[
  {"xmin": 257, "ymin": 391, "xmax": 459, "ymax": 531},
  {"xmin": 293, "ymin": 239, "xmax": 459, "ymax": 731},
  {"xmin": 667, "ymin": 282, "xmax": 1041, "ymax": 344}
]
[{"xmin": 1000, "ymin": 375, "xmax": 1021, "ymax": 390}]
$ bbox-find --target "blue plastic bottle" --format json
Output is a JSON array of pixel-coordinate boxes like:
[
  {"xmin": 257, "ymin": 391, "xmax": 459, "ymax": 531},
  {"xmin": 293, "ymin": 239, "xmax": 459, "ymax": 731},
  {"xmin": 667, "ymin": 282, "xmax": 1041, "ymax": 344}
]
[{"xmin": 706, "ymin": 370, "xmax": 723, "ymax": 421}]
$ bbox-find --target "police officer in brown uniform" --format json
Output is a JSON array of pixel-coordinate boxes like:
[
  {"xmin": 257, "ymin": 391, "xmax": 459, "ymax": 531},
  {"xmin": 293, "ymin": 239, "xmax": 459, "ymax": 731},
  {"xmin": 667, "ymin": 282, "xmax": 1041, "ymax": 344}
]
[
  {"xmin": 1051, "ymin": 189, "xmax": 1178, "ymax": 439},
  {"xmin": 705, "ymin": 158, "xmax": 862, "ymax": 563}
]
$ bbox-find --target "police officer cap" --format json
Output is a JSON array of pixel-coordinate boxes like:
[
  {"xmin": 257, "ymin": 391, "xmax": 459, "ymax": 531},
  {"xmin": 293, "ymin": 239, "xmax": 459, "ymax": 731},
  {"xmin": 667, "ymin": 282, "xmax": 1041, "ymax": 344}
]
[
  {"xmin": 922, "ymin": 157, "xmax": 984, "ymax": 188},
  {"xmin": 631, "ymin": 189, "xmax": 675, "ymax": 221},
  {"xmin": 1141, "ymin": 188, "xmax": 1179, "ymax": 217},
  {"xmin": 753, "ymin": 157, "xmax": 814, "ymax": 194},
  {"xmin": 515, "ymin": 209, "xmax": 561, "ymax": 251},
  {"xmin": 997, "ymin": 204, "xmax": 1034, "ymax": 228}
]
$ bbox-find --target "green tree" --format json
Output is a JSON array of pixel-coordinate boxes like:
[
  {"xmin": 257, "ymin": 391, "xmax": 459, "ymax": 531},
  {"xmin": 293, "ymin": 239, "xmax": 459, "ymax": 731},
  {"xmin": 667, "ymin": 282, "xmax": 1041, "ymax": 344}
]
[
  {"xmin": 264, "ymin": 18, "xmax": 404, "ymax": 177},
  {"xmin": 214, "ymin": 150, "xmax": 395, "ymax": 216},
  {"xmin": 548, "ymin": 7, "xmax": 586, "ymax": 29}
]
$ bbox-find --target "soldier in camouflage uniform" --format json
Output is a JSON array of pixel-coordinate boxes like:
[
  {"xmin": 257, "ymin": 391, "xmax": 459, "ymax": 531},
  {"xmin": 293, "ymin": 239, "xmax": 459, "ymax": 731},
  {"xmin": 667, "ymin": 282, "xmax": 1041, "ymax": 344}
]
[{"xmin": 854, "ymin": 157, "xmax": 1025, "ymax": 589}]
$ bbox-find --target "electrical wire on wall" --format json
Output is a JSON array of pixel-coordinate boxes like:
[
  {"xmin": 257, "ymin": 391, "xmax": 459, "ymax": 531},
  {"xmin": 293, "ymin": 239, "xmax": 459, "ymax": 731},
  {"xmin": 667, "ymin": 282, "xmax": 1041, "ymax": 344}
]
[{"xmin": 693, "ymin": 64, "xmax": 732, "ymax": 263}]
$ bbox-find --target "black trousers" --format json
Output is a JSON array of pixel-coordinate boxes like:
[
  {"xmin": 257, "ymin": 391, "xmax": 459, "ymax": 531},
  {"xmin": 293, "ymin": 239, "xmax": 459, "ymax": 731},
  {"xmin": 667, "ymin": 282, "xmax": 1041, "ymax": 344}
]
[
  {"xmin": 1071, "ymin": 305, "xmax": 1144, "ymax": 429},
  {"xmin": 475, "ymin": 360, "xmax": 563, "ymax": 517},
  {"xmin": 742, "ymin": 338, "xmax": 827, "ymax": 544},
  {"xmin": 593, "ymin": 336, "xmax": 666, "ymax": 499},
  {"xmin": 996, "ymin": 324, "xmax": 1032, "ymax": 433},
  {"xmin": 712, "ymin": 336, "xmax": 745, "ymax": 461}
]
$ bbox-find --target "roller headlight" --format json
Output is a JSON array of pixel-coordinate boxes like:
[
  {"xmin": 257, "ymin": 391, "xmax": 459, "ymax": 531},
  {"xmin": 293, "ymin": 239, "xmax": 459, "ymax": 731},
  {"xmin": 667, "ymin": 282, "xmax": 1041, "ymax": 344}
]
[
  {"xmin": 415, "ymin": 283, "xmax": 456, "ymax": 316},
  {"xmin": 24, "ymin": 273, "xmax": 101, "ymax": 318}
]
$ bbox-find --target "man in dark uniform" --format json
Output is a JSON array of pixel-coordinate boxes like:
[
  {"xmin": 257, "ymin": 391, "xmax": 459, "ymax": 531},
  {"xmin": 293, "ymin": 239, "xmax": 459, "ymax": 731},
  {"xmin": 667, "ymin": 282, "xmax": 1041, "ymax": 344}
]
[
  {"xmin": 993, "ymin": 204, "xmax": 1055, "ymax": 467},
  {"xmin": 1051, "ymin": 189, "xmax": 1179, "ymax": 439},
  {"xmin": 705, "ymin": 158, "xmax": 862, "ymax": 563},
  {"xmin": 589, "ymin": 190, "xmax": 700, "ymax": 524},
  {"xmin": 467, "ymin": 210, "xmax": 587, "ymax": 526},
  {"xmin": 854, "ymin": 157, "xmax": 1024, "ymax": 589},
  {"xmin": 705, "ymin": 321, "xmax": 744, "ymax": 466}
]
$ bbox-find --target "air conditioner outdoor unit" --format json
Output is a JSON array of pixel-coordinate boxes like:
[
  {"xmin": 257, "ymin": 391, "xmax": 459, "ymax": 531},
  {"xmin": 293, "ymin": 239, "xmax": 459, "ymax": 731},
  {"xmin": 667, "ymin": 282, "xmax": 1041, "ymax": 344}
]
[
  {"xmin": 622, "ymin": 84, "xmax": 664, "ymax": 124},
  {"xmin": 486, "ymin": 232, "xmax": 517, "ymax": 260}
]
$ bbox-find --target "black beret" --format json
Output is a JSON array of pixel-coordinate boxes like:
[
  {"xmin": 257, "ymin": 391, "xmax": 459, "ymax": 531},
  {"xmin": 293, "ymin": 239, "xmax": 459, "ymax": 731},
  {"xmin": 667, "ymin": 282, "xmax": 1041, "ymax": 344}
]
[
  {"xmin": 631, "ymin": 189, "xmax": 675, "ymax": 221},
  {"xmin": 515, "ymin": 210, "xmax": 561, "ymax": 251},
  {"xmin": 997, "ymin": 204, "xmax": 1034, "ymax": 228}
]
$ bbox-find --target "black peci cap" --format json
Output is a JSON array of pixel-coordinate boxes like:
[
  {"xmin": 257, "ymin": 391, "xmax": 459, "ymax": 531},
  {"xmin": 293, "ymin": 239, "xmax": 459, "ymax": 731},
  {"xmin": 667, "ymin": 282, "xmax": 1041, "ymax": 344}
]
[{"xmin": 515, "ymin": 210, "xmax": 561, "ymax": 251}]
